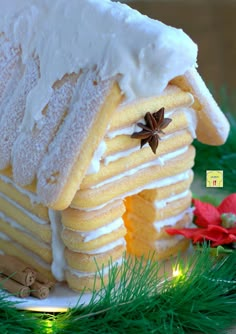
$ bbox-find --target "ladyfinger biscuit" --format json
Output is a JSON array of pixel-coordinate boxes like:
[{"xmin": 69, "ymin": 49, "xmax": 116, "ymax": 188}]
[
  {"xmin": 12, "ymin": 73, "xmax": 78, "ymax": 186},
  {"xmin": 72, "ymin": 146, "xmax": 195, "ymax": 209},
  {"xmin": 0, "ymin": 239, "xmax": 54, "ymax": 281},
  {"xmin": 0, "ymin": 218, "xmax": 52, "ymax": 263},
  {"xmin": 0, "ymin": 193, "xmax": 51, "ymax": 243},
  {"xmin": 62, "ymin": 200, "xmax": 125, "ymax": 231},
  {"xmin": 125, "ymin": 192, "xmax": 192, "ymax": 223},
  {"xmin": 0, "ymin": 176, "xmax": 48, "ymax": 220},
  {"xmin": 124, "ymin": 212, "xmax": 192, "ymax": 243},
  {"xmin": 109, "ymin": 85, "xmax": 193, "ymax": 131},
  {"xmin": 171, "ymin": 68, "xmax": 230, "ymax": 145},
  {"xmin": 65, "ymin": 244, "xmax": 125, "ymax": 272},
  {"xmin": 126, "ymin": 235, "xmax": 190, "ymax": 261},
  {"xmin": 0, "ymin": 57, "xmax": 39, "ymax": 170},
  {"xmin": 105, "ymin": 109, "xmax": 191, "ymax": 156},
  {"xmin": 139, "ymin": 170, "xmax": 193, "ymax": 202},
  {"xmin": 81, "ymin": 130, "xmax": 193, "ymax": 189},
  {"xmin": 62, "ymin": 225, "xmax": 126, "ymax": 252},
  {"xmin": 37, "ymin": 71, "xmax": 123, "ymax": 210}
]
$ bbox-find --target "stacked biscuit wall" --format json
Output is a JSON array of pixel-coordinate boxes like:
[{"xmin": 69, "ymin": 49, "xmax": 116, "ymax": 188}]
[
  {"xmin": 0, "ymin": 172, "xmax": 53, "ymax": 280},
  {"xmin": 67, "ymin": 86, "xmax": 197, "ymax": 290}
]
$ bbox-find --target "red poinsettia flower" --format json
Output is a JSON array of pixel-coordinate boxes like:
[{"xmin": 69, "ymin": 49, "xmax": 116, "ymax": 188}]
[{"xmin": 166, "ymin": 194, "xmax": 236, "ymax": 247}]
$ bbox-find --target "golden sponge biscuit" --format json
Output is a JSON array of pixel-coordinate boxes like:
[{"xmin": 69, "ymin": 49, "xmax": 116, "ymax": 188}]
[
  {"xmin": 61, "ymin": 200, "xmax": 125, "ymax": 231},
  {"xmin": 72, "ymin": 146, "xmax": 195, "ymax": 209},
  {"xmin": 0, "ymin": 218, "xmax": 52, "ymax": 263},
  {"xmin": 81, "ymin": 130, "xmax": 193, "ymax": 189},
  {"xmin": 125, "ymin": 192, "xmax": 192, "ymax": 224},
  {"xmin": 0, "ymin": 239, "xmax": 54, "ymax": 281},
  {"xmin": 62, "ymin": 225, "xmax": 126, "ymax": 252},
  {"xmin": 65, "ymin": 243, "xmax": 126, "ymax": 272}
]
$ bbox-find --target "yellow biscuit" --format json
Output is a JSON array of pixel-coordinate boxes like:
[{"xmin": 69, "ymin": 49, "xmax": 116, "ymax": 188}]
[
  {"xmin": 0, "ymin": 218, "xmax": 52, "ymax": 263},
  {"xmin": 126, "ymin": 235, "xmax": 190, "ymax": 261},
  {"xmin": 109, "ymin": 85, "xmax": 193, "ymax": 131},
  {"xmin": 72, "ymin": 146, "xmax": 195, "ymax": 209},
  {"xmin": 65, "ymin": 244, "xmax": 126, "ymax": 272},
  {"xmin": 0, "ymin": 239, "xmax": 54, "ymax": 281},
  {"xmin": 0, "ymin": 177, "xmax": 48, "ymax": 220},
  {"xmin": 0, "ymin": 195, "xmax": 51, "ymax": 243},
  {"xmin": 81, "ymin": 130, "xmax": 193, "ymax": 189},
  {"xmin": 62, "ymin": 200, "xmax": 125, "ymax": 231},
  {"xmin": 65, "ymin": 271, "xmax": 110, "ymax": 292},
  {"xmin": 139, "ymin": 170, "xmax": 193, "ymax": 202},
  {"xmin": 124, "ymin": 212, "xmax": 192, "ymax": 242},
  {"xmin": 37, "ymin": 75, "xmax": 123, "ymax": 210},
  {"xmin": 105, "ymin": 110, "xmax": 190, "ymax": 156},
  {"xmin": 125, "ymin": 192, "xmax": 192, "ymax": 223},
  {"xmin": 170, "ymin": 68, "xmax": 229, "ymax": 145},
  {"xmin": 62, "ymin": 225, "xmax": 126, "ymax": 252}
]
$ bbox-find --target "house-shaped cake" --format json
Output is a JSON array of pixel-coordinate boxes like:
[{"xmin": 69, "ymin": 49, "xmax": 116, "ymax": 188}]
[{"xmin": 0, "ymin": 0, "xmax": 229, "ymax": 292}]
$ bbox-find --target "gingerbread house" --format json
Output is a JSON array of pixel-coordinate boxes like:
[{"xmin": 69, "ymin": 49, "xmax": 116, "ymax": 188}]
[{"xmin": 0, "ymin": 0, "xmax": 229, "ymax": 291}]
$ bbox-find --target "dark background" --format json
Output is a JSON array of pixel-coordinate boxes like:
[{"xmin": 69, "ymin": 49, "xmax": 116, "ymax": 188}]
[{"xmin": 122, "ymin": 0, "xmax": 236, "ymax": 104}]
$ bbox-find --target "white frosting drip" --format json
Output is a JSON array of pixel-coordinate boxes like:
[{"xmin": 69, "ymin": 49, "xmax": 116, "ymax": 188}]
[
  {"xmin": 0, "ymin": 0, "xmax": 197, "ymax": 131},
  {"xmin": 86, "ymin": 140, "xmax": 107, "ymax": 175},
  {"xmin": 49, "ymin": 209, "xmax": 66, "ymax": 282},
  {"xmin": 0, "ymin": 174, "xmax": 40, "ymax": 204},
  {"xmin": 154, "ymin": 190, "xmax": 190, "ymax": 209},
  {"xmin": 92, "ymin": 146, "xmax": 188, "ymax": 189},
  {"xmin": 68, "ymin": 217, "xmax": 124, "ymax": 243},
  {"xmin": 0, "ymin": 192, "xmax": 49, "ymax": 225},
  {"xmin": 71, "ymin": 238, "xmax": 126, "ymax": 255},
  {"xmin": 153, "ymin": 207, "xmax": 194, "ymax": 232},
  {"xmin": 68, "ymin": 257, "xmax": 123, "ymax": 277}
]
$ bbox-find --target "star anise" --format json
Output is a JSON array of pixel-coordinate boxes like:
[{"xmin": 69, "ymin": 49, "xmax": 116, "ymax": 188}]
[{"xmin": 131, "ymin": 107, "xmax": 172, "ymax": 154}]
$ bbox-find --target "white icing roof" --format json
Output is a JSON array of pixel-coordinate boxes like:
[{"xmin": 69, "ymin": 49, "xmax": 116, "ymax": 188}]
[{"xmin": 0, "ymin": 0, "xmax": 198, "ymax": 130}]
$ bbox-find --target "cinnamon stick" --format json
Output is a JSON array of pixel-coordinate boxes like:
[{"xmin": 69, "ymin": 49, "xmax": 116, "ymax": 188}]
[
  {"xmin": 0, "ymin": 254, "xmax": 36, "ymax": 286},
  {"xmin": 36, "ymin": 271, "xmax": 55, "ymax": 289},
  {"xmin": 0, "ymin": 273, "xmax": 30, "ymax": 298},
  {"xmin": 30, "ymin": 281, "xmax": 50, "ymax": 299}
]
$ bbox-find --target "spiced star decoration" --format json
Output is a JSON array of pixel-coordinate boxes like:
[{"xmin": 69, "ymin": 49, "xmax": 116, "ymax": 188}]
[{"xmin": 131, "ymin": 108, "xmax": 172, "ymax": 154}]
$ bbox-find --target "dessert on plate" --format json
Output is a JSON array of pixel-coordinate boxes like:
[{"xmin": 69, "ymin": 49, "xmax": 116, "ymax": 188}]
[{"xmin": 0, "ymin": 0, "xmax": 229, "ymax": 291}]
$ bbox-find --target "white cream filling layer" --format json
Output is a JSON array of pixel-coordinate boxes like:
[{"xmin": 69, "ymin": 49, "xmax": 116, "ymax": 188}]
[
  {"xmin": 67, "ymin": 217, "xmax": 124, "ymax": 243},
  {"xmin": 92, "ymin": 146, "xmax": 188, "ymax": 189},
  {"xmin": 76, "ymin": 170, "xmax": 192, "ymax": 212},
  {"xmin": 0, "ymin": 211, "xmax": 50, "ymax": 248},
  {"xmin": 106, "ymin": 110, "xmax": 174, "ymax": 139},
  {"xmin": 68, "ymin": 257, "xmax": 123, "ymax": 277},
  {"xmin": 71, "ymin": 238, "xmax": 126, "ymax": 255},
  {"xmin": 103, "ymin": 131, "xmax": 183, "ymax": 166},
  {"xmin": 0, "ymin": 192, "xmax": 49, "ymax": 225},
  {"xmin": 0, "ymin": 174, "xmax": 40, "ymax": 204},
  {"xmin": 0, "ymin": 233, "xmax": 51, "ymax": 270},
  {"xmin": 49, "ymin": 209, "xmax": 66, "ymax": 282},
  {"xmin": 153, "ymin": 207, "xmax": 194, "ymax": 232},
  {"xmin": 154, "ymin": 190, "xmax": 190, "ymax": 209}
]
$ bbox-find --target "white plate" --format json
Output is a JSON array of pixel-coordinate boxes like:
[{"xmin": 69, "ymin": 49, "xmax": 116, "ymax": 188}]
[{"xmin": 5, "ymin": 283, "xmax": 92, "ymax": 312}]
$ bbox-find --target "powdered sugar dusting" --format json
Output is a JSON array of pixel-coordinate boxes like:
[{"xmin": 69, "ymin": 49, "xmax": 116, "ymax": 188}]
[
  {"xmin": 37, "ymin": 70, "xmax": 115, "ymax": 207},
  {"xmin": 12, "ymin": 74, "xmax": 77, "ymax": 185},
  {"xmin": 0, "ymin": 39, "xmax": 21, "ymax": 115},
  {"xmin": 0, "ymin": 56, "xmax": 39, "ymax": 170}
]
